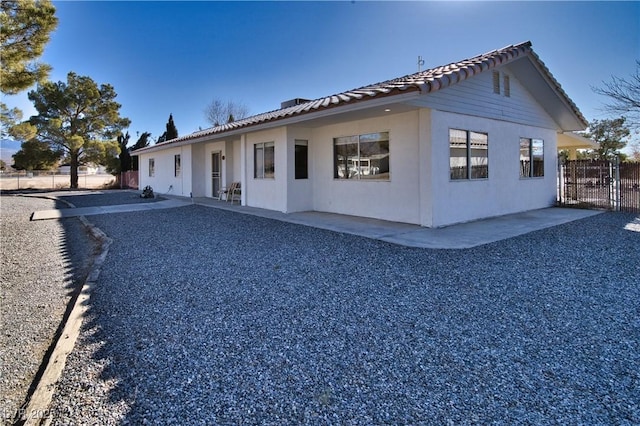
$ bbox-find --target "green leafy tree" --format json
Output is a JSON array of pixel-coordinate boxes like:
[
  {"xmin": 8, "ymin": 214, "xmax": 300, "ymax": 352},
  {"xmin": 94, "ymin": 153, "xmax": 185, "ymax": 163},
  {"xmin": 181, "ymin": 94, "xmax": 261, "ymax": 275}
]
[
  {"xmin": 25, "ymin": 72, "xmax": 130, "ymax": 188},
  {"xmin": 0, "ymin": 103, "xmax": 25, "ymax": 138},
  {"xmin": 585, "ymin": 117, "xmax": 631, "ymax": 160},
  {"xmin": 12, "ymin": 138, "xmax": 60, "ymax": 170},
  {"xmin": 0, "ymin": 0, "xmax": 58, "ymax": 95},
  {"xmin": 84, "ymin": 139, "xmax": 120, "ymax": 174}
]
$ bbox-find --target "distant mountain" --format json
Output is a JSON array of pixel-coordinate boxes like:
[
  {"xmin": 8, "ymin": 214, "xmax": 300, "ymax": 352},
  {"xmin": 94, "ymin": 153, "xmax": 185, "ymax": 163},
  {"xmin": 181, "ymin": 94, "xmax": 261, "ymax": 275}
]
[{"xmin": 0, "ymin": 139, "xmax": 21, "ymax": 165}]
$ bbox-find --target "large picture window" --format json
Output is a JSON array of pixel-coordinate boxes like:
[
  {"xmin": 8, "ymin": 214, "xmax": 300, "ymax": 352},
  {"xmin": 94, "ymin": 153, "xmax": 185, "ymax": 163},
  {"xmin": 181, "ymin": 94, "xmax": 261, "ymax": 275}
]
[
  {"xmin": 254, "ymin": 142, "xmax": 274, "ymax": 179},
  {"xmin": 449, "ymin": 129, "xmax": 488, "ymax": 180},
  {"xmin": 334, "ymin": 132, "xmax": 389, "ymax": 180},
  {"xmin": 520, "ymin": 138, "xmax": 544, "ymax": 178}
]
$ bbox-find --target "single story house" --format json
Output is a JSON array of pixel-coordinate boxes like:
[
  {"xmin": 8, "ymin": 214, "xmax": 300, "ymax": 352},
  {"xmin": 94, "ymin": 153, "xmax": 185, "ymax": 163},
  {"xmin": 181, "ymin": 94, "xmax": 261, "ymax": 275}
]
[{"xmin": 133, "ymin": 41, "xmax": 587, "ymax": 228}]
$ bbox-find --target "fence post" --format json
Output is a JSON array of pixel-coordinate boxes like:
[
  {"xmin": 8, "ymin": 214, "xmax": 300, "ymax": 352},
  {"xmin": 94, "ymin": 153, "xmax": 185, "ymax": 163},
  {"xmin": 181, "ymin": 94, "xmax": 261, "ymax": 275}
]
[
  {"xmin": 557, "ymin": 156, "xmax": 563, "ymax": 206},
  {"xmin": 614, "ymin": 155, "xmax": 621, "ymax": 211}
]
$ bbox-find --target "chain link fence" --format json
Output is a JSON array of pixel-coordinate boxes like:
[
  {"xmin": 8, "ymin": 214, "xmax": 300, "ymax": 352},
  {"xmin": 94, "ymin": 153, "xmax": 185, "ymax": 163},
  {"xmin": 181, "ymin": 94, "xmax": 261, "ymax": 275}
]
[{"xmin": 0, "ymin": 170, "xmax": 116, "ymax": 191}]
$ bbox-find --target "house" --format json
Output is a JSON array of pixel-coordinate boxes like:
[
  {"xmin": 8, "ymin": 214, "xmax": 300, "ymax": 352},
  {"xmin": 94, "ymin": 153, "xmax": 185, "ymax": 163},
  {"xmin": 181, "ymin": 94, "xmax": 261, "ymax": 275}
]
[{"xmin": 132, "ymin": 41, "xmax": 587, "ymax": 228}]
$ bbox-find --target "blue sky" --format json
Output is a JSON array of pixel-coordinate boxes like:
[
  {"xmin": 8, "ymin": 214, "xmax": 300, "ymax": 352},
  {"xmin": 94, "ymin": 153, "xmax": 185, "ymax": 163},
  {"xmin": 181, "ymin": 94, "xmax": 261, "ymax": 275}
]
[{"xmin": 3, "ymin": 1, "xmax": 639, "ymax": 148}]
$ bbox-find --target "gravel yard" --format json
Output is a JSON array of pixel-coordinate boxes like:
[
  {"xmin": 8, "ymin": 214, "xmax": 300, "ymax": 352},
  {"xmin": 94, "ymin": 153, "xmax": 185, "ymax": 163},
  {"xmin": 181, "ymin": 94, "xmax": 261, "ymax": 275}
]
[
  {"xmin": 0, "ymin": 195, "xmax": 98, "ymax": 425},
  {"xmin": 35, "ymin": 192, "xmax": 640, "ymax": 425},
  {"xmin": 55, "ymin": 190, "xmax": 164, "ymax": 209}
]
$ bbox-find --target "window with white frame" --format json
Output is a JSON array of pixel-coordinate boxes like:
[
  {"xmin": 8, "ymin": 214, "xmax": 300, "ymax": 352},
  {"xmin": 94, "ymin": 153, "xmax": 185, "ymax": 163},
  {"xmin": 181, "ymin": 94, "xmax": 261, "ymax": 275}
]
[
  {"xmin": 254, "ymin": 142, "xmax": 274, "ymax": 179},
  {"xmin": 174, "ymin": 154, "xmax": 181, "ymax": 177},
  {"xmin": 149, "ymin": 158, "xmax": 155, "ymax": 177},
  {"xmin": 519, "ymin": 138, "xmax": 544, "ymax": 178},
  {"xmin": 334, "ymin": 131, "xmax": 389, "ymax": 180},
  {"xmin": 449, "ymin": 129, "xmax": 488, "ymax": 180}
]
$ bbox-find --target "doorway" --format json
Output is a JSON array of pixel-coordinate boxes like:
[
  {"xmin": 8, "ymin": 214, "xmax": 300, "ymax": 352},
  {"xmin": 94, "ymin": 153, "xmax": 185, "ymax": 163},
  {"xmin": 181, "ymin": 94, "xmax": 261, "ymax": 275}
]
[{"xmin": 211, "ymin": 151, "xmax": 221, "ymax": 198}]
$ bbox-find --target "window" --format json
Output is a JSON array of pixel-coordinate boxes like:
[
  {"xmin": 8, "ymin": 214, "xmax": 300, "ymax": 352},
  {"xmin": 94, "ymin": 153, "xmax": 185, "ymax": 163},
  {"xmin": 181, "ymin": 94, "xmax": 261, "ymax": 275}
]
[
  {"xmin": 148, "ymin": 158, "xmax": 155, "ymax": 177},
  {"xmin": 174, "ymin": 154, "xmax": 181, "ymax": 177},
  {"xmin": 295, "ymin": 140, "xmax": 308, "ymax": 179},
  {"xmin": 493, "ymin": 71, "xmax": 510, "ymax": 97},
  {"xmin": 449, "ymin": 129, "xmax": 488, "ymax": 180},
  {"xmin": 503, "ymin": 74, "xmax": 510, "ymax": 97},
  {"xmin": 254, "ymin": 142, "xmax": 274, "ymax": 179},
  {"xmin": 520, "ymin": 138, "xmax": 544, "ymax": 178},
  {"xmin": 492, "ymin": 71, "xmax": 500, "ymax": 94},
  {"xmin": 334, "ymin": 132, "xmax": 389, "ymax": 180}
]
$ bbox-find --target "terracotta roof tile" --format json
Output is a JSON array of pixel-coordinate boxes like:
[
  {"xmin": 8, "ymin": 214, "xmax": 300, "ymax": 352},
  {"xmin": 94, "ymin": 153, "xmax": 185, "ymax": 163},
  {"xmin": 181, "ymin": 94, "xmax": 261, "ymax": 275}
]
[{"xmin": 138, "ymin": 41, "xmax": 586, "ymax": 151}]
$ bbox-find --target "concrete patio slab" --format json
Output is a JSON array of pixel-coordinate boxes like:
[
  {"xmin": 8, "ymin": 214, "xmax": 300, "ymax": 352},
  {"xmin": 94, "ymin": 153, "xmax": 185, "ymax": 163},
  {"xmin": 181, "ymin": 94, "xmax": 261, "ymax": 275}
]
[{"xmin": 190, "ymin": 197, "xmax": 604, "ymax": 249}]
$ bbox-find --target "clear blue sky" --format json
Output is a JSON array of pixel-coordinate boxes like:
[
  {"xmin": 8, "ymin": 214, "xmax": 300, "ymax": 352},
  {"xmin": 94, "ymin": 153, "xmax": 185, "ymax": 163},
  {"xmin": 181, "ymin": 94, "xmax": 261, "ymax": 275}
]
[{"xmin": 4, "ymin": 1, "xmax": 640, "ymax": 146}]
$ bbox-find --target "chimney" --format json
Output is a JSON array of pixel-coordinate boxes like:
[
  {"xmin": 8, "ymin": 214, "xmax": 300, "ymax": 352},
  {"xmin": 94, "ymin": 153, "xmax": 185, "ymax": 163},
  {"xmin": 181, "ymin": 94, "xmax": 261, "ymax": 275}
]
[{"xmin": 281, "ymin": 98, "xmax": 310, "ymax": 109}]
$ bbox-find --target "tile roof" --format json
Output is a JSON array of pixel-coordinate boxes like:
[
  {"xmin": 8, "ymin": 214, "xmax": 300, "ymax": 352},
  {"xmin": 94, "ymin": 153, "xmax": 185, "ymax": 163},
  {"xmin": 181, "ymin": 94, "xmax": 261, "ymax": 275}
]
[{"xmin": 136, "ymin": 41, "xmax": 586, "ymax": 151}]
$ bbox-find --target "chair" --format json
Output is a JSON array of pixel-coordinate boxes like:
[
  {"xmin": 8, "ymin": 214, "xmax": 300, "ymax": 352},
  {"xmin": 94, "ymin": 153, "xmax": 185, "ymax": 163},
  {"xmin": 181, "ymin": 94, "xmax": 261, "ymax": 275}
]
[
  {"xmin": 229, "ymin": 182, "xmax": 241, "ymax": 204},
  {"xmin": 216, "ymin": 183, "xmax": 233, "ymax": 200}
]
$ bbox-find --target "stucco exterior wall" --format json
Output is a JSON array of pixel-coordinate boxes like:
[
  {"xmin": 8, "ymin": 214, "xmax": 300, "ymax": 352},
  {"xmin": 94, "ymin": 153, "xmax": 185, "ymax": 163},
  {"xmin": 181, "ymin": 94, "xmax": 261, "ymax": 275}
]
[
  {"xmin": 310, "ymin": 111, "xmax": 422, "ymax": 224},
  {"xmin": 429, "ymin": 109, "xmax": 558, "ymax": 227},
  {"xmin": 286, "ymin": 127, "xmax": 313, "ymax": 212},
  {"xmin": 245, "ymin": 127, "xmax": 288, "ymax": 211},
  {"xmin": 139, "ymin": 145, "xmax": 192, "ymax": 197}
]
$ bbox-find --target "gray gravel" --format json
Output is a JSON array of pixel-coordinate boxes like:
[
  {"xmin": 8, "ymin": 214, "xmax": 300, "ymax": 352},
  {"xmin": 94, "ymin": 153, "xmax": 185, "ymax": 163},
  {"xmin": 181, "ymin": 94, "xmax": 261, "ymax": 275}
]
[
  {"xmin": 53, "ymin": 190, "xmax": 164, "ymax": 209},
  {"xmin": 0, "ymin": 195, "xmax": 98, "ymax": 425},
  {"xmin": 40, "ymin": 196, "xmax": 640, "ymax": 424}
]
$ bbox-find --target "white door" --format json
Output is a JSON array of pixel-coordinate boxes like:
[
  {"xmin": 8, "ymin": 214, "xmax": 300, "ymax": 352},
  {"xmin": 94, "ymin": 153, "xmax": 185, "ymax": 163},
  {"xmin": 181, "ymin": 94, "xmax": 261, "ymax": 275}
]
[{"xmin": 211, "ymin": 152, "xmax": 221, "ymax": 198}]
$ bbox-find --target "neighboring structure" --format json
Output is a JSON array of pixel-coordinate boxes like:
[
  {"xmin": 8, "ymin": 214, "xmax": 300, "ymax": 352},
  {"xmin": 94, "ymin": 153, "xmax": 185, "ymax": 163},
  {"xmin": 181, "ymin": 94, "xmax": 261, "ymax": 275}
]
[
  {"xmin": 133, "ymin": 41, "xmax": 587, "ymax": 227},
  {"xmin": 557, "ymin": 132, "xmax": 598, "ymax": 160}
]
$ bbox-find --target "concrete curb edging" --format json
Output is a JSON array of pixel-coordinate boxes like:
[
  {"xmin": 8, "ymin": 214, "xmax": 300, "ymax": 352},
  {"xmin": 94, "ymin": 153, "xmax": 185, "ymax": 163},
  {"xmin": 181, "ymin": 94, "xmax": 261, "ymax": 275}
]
[{"xmin": 18, "ymin": 197, "xmax": 112, "ymax": 426}]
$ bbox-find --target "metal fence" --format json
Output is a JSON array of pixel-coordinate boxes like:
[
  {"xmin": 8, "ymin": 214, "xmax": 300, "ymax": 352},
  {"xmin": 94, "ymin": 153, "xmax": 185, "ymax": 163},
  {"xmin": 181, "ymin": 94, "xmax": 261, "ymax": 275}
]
[
  {"xmin": 0, "ymin": 170, "xmax": 116, "ymax": 191},
  {"xmin": 558, "ymin": 159, "xmax": 640, "ymax": 213}
]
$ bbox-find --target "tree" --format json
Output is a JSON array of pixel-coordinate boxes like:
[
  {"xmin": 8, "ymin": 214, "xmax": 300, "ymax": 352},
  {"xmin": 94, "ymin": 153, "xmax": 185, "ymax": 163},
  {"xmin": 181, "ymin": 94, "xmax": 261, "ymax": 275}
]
[
  {"xmin": 1, "ymin": 102, "xmax": 24, "ymax": 138},
  {"xmin": 593, "ymin": 61, "xmax": 640, "ymax": 130},
  {"xmin": 204, "ymin": 99, "xmax": 249, "ymax": 127},
  {"xmin": 12, "ymin": 138, "xmax": 60, "ymax": 170},
  {"xmin": 628, "ymin": 142, "xmax": 640, "ymax": 162},
  {"xmin": 24, "ymin": 72, "xmax": 130, "ymax": 188},
  {"xmin": 158, "ymin": 113, "xmax": 178, "ymax": 143},
  {"xmin": 585, "ymin": 117, "xmax": 631, "ymax": 160},
  {"xmin": 84, "ymin": 139, "xmax": 120, "ymax": 175},
  {"xmin": 130, "ymin": 131, "xmax": 151, "ymax": 170},
  {"xmin": 0, "ymin": 0, "xmax": 58, "ymax": 95},
  {"xmin": 116, "ymin": 131, "xmax": 131, "ymax": 173},
  {"xmin": 131, "ymin": 131, "xmax": 151, "ymax": 151}
]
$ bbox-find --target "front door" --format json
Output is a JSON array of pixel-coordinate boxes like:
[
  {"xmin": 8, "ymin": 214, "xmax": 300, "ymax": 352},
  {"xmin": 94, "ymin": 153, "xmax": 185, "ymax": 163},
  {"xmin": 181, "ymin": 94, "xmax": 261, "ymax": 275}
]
[{"xmin": 211, "ymin": 152, "xmax": 221, "ymax": 198}]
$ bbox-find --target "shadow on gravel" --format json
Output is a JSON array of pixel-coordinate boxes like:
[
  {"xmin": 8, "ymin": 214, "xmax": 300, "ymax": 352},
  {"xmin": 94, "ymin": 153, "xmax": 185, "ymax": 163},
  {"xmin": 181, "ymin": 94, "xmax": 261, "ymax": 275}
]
[
  {"xmin": 11, "ymin": 196, "xmax": 101, "ymax": 425},
  {"xmin": 55, "ymin": 190, "xmax": 165, "ymax": 208},
  {"xmin": 49, "ymin": 208, "xmax": 640, "ymax": 424}
]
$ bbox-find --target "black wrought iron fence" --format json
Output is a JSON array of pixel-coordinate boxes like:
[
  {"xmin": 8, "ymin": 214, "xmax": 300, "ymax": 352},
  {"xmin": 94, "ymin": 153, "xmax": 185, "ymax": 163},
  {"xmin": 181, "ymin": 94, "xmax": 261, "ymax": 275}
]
[{"xmin": 558, "ymin": 159, "xmax": 640, "ymax": 213}]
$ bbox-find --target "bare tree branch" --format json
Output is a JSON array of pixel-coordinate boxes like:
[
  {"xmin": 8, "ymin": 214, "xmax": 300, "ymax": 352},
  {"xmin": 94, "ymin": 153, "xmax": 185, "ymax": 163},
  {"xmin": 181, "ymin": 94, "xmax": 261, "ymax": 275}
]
[
  {"xmin": 204, "ymin": 98, "xmax": 250, "ymax": 127},
  {"xmin": 593, "ymin": 60, "xmax": 640, "ymax": 128}
]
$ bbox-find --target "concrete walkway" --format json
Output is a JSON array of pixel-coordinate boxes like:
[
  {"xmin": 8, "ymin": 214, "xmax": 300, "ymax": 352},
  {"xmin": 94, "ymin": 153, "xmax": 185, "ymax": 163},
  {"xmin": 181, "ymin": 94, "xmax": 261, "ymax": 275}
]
[
  {"xmin": 30, "ymin": 198, "xmax": 191, "ymax": 220},
  {"xmin": 31, "ymin": 194, "xmax": 603, "ymax": 249}
]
